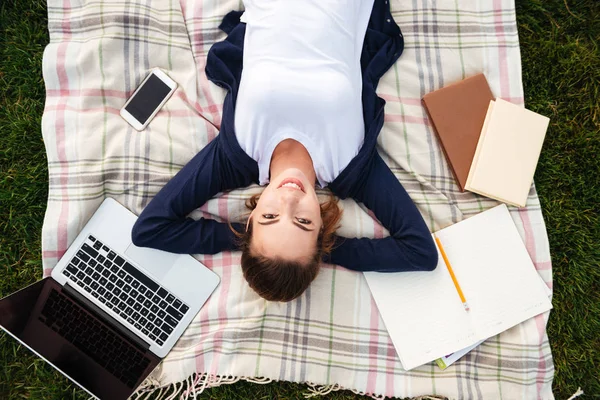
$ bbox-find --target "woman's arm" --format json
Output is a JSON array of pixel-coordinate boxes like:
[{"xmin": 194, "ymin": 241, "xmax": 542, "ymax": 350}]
[
  {"xmin": 325, "ymin": 153, "xmax": 438, "ymax": 272},
  {"xmin": 131, "ymin": 138, "xmax": 252, "ymax": 254}
]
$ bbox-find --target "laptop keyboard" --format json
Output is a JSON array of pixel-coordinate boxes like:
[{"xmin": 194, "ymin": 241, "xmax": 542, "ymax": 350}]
[
  {"xmin": 61, "ymin": 235, "xmax": 190, "ymax": 347},
  {"xmin": 40, "ymin": 288, "xmax": 151, "ymax": 388}
]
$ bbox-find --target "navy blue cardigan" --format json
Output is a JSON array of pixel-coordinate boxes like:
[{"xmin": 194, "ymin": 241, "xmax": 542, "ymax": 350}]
[{"xmin": 132, "ymin": 4, "xmax": 438, "ymax": 272}]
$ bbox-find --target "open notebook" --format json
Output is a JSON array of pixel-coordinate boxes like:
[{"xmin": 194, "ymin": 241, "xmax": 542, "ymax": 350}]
[{"xmin": 364, "ymin": 205, "xmax": 552, "ymax": 371}]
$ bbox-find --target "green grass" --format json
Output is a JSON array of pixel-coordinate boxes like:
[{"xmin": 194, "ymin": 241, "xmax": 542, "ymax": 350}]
[
  {"xmin": 1, "ymin": 0, "xmax": 599, "ymax": 399},
  {"xmin": 516, "ymin": 1, "xmax": 600, "ymax": 398}
]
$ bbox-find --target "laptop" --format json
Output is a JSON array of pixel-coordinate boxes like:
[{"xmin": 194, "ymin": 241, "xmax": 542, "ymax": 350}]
[{"xmin": 0, "ymin": 197, "xmax": 220, "ymax": 399}]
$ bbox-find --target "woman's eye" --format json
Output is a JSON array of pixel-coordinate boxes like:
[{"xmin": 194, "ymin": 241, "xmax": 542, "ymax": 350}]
[
  {"xmin": 262, "ymin": 214, "xmax": 277, "ymax": 219},
  {"xmin": 296, "ymin": 218, "xmax": 311, "ymax": 224}
]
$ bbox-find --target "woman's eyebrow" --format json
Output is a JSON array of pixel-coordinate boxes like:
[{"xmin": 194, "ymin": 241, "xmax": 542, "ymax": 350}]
[
  {"xmin": 293, "ymin": 222, "xmax": 315, "ymax": 232},
  {"xmin": 257, "ymin": 220, "xmax": 279, "ymax": 226},
  {"xmin": 257, "ymin": 219, "xmax": 315, "ymax": 232}
]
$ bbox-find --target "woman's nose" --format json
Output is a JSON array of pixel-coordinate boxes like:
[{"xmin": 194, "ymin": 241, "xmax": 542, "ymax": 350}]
[{"xmin": 280, "ymin": 190, "xmax": 301, "ymax": 205}]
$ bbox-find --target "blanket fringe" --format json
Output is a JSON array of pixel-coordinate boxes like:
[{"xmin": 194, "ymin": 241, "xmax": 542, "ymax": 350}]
[
  {"xmin": 132, "ymin": 373, "xmax": 267, "ymax": 400},
  {"xmin": 244, "ymin": 376, "xmax": 272, "ymax": 384},
  {"xmin": 304, "ymin": 383, "xmax": 344, "ymax": 398},
  {"xmin": 132, "ymin": 373, "xmax": 445, "ymax": 400},
  {"xmin": 304, "ymin": 383, "xmax": 447, "ymax": 400},
  {"xmin": 566, "ymin": 387, "xmax": 584, "ymax": 400},
  {"xmin": 132, "ymin": 376, "xmax": 162, "ymax": 400},
  {"xmin": 304, "ymin": 382, "xmax": 384, "ymax": 399}
]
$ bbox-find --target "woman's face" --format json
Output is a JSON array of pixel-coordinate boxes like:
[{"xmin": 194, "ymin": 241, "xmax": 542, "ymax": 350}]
[{"xmin": 250, "ymin": 168, "xmax": 323, "ymax": 262}]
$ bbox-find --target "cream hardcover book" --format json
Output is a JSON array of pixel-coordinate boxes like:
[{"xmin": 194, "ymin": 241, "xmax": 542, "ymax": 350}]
[
  {"xmin": 465, "ymin": 98, "xmax": 550, "ymax": 207},
  {"xmin": 364, "ymin": 205, "xmax": 552, "ymax": 371}
]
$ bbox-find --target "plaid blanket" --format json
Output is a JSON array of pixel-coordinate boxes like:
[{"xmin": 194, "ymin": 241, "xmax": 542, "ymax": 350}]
[{"xmin": 41, "ymin": 0, "xmax": 554, "ymax": 398}]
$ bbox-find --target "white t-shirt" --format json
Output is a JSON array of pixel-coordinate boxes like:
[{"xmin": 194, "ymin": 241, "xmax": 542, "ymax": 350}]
[{"xmin": 234, "ymin": 0, "xmax": 374, "ymax": 187}]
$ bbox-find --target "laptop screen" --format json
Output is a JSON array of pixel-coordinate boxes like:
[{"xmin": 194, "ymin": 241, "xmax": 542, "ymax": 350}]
[
  {"xmin": 0, "ymin": 278, "xmax": 158, "ymax": 400},
  {"xmin": 0, "ymin": 279, "xmax": 45, "ymax": 335}
]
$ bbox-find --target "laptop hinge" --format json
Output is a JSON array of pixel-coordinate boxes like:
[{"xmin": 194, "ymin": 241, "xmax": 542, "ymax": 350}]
[{"xmin": 62, "ymin": 283, "xmax": 151, "ymax": 352}]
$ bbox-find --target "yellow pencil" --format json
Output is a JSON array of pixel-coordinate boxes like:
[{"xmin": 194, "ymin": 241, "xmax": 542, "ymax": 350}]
[{"xmin": 434, "ymin": 236, "xmax": 470, "ymax": 311}]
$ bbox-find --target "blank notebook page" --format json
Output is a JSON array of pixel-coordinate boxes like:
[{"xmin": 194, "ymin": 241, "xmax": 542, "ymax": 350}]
[
  {"xmin": 364, "ymin": 205, "xmax": 552, "ymax": 370},
  {"xmin": 466, "ymin": 99, "xmax": 550, "ymax": 207}
]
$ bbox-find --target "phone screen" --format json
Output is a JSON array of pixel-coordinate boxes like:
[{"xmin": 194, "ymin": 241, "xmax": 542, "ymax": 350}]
[{"xmin": 125, "ymin": 74, "xmax": 172, "ymax": 124}]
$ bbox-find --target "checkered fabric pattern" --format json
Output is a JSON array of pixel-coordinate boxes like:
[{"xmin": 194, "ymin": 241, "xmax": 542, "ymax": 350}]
[{"xmin": 41, "ymin": 0, "xmax": 553, "ymax": 398}]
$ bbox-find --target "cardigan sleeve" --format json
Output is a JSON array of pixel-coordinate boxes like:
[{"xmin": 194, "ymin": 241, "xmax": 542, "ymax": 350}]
[
  {"xmin": 131, "ymin": 138, "xmax": 252, "ymax": 254},
  {"xmin": 325, "ymin": 153, "xmax": 438, "ymax": 272}
]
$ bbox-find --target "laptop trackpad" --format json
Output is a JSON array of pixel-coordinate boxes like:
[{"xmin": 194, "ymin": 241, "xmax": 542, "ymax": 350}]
[{"xmin": 124, "ymin": 243, "xmax": 179, "ymax": 281}]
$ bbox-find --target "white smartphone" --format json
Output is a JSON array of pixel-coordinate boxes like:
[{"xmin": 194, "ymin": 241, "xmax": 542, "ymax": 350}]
[{"xmin": 120, "ymin": 68, "xmax": 178, "ymax": 131}]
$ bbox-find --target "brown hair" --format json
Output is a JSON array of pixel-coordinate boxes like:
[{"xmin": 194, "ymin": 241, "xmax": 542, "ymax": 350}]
[{"xmin": 232, "ymin": 191, "xmax": 342, "ymax": 302}]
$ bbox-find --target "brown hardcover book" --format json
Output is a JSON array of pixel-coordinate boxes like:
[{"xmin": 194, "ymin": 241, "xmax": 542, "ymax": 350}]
[{"xmin": 422, "ymin": 74, "xmax": 494, "ymax": 191}]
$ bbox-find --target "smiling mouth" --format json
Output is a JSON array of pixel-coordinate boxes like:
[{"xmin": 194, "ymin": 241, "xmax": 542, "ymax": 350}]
[{"xmin": 278, "ymin": 178, "xmax": 305, "ymax": 192}]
